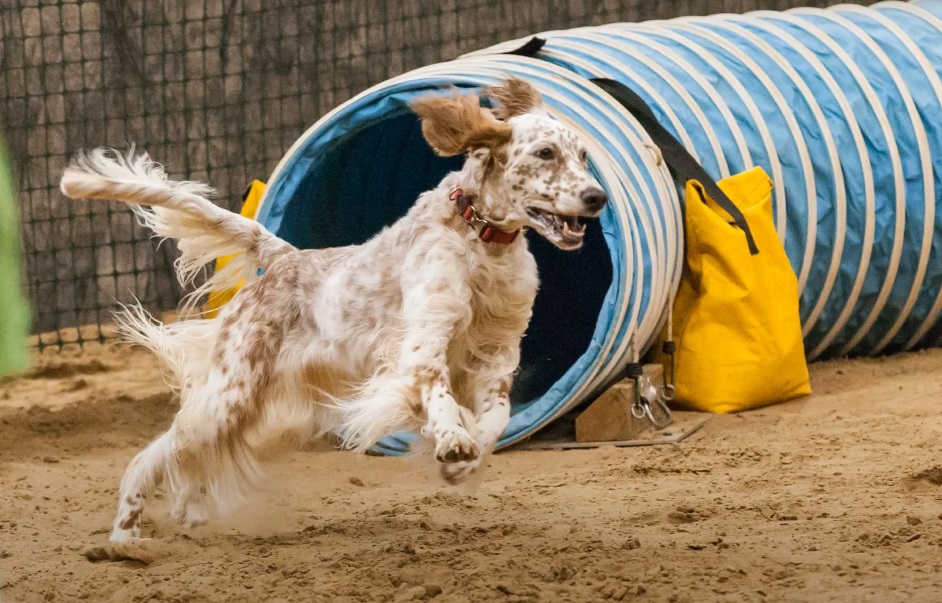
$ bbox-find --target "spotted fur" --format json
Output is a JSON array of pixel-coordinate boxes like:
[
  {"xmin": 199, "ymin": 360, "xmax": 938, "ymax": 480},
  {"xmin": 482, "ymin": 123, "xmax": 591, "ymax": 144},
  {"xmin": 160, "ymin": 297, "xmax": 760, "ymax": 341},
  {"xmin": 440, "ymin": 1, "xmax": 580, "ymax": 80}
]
[{"xmin": 59, "ymin": 78, "xmax": 607, "ymax": 542}]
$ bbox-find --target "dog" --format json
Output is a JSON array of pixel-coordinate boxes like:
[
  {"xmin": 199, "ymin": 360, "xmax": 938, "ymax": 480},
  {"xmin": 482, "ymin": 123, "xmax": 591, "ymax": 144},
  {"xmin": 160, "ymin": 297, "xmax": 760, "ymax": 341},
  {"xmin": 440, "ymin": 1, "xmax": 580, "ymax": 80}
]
[{"xmin": 59, "ymin": 77, "xmax": 607, "ymax": 543}]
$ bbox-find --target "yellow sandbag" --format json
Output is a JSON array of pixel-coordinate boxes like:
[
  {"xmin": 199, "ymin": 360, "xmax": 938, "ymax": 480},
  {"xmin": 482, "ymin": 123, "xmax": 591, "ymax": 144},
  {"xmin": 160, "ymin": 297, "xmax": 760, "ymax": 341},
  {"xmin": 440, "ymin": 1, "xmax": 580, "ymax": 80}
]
[
  {"xmin": 660, "ymin": 167, "xmax": 810, "ymax": 413},
  {"xmin": 205, "ymin": 180, "xmax": 266, "ymax": 317}
]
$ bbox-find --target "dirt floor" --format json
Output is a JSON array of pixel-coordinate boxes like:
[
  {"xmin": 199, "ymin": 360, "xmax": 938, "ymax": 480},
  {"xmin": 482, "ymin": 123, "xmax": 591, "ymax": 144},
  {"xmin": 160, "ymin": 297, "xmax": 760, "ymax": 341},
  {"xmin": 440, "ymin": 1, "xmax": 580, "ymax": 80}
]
[{"xmin": 1, "ymin": 345, "xmax": 942, "ymax": 603}]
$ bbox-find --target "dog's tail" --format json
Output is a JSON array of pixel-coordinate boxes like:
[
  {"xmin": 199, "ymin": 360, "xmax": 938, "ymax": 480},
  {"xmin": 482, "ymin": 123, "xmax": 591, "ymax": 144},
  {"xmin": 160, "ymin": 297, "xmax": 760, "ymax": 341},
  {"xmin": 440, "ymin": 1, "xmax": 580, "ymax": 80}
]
[
  {"xmin": 112, "ymin": 302, "xmax": 218, "ymax": 396},
  {"xmin": 59, "ymin": 148, "xmax": 296, "ymax": 313}
]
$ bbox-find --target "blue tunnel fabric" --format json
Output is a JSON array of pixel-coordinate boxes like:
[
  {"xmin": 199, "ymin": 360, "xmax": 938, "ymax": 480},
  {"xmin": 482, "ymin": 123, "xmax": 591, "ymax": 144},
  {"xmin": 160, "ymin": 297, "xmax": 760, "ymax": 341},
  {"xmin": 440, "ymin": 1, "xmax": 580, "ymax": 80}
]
[{"xmin": 256, "ymin": 1, "xmax": 942, "ymax": 453}]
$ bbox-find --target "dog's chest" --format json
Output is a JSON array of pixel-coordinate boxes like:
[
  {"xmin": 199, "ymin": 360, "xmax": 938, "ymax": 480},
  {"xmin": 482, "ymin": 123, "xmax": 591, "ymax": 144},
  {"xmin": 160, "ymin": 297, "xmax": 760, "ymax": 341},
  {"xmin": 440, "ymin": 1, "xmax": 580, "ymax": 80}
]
[{"xmin": 465, "ymin": 248, "xmax": 539, "ymax": 336}]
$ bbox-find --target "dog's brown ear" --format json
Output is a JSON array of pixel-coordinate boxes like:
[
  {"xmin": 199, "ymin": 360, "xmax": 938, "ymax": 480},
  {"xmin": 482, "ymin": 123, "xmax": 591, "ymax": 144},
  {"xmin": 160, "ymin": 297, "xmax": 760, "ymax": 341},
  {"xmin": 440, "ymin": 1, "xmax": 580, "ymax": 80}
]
[
  {"xmin": 411, "ymin": 90, "xmax": 512, "ymax": 157},
  {"xmin": 486, "ymin": 77, "xmax": 542, "ymax": 120}
]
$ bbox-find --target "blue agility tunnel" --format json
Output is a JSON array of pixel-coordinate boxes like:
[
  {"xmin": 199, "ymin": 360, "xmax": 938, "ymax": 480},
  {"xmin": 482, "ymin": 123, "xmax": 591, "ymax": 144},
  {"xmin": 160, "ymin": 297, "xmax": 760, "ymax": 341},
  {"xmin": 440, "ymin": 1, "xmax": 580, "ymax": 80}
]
[{"xmin": 255, "ymin": 1, "xmax": 942, "ymax": 452}]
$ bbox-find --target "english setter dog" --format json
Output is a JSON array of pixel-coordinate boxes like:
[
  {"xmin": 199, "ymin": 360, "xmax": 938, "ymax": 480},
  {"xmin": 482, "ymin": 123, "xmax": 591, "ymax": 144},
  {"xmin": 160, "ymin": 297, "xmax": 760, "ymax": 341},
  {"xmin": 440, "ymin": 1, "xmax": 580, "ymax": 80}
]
[{"xmin": 60, "ymin": 78, "xmax": 607, "ymax": 543}]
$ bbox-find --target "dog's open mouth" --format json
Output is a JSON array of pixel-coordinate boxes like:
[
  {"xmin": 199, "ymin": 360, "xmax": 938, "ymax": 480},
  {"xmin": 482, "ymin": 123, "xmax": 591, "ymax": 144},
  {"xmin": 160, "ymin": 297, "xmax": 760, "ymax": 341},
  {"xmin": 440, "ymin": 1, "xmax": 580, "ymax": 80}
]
[{"xmin": 527, "ymin": 208, "xmax": 587, "ymax": 248}]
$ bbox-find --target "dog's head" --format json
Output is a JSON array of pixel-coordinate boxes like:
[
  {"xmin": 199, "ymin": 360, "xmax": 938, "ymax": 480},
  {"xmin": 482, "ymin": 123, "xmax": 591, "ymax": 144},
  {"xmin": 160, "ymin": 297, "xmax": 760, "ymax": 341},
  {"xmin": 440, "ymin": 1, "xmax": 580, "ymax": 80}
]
[{"xmin": 411, "ymin": 78, "xmax": 607, "ymax": 250}]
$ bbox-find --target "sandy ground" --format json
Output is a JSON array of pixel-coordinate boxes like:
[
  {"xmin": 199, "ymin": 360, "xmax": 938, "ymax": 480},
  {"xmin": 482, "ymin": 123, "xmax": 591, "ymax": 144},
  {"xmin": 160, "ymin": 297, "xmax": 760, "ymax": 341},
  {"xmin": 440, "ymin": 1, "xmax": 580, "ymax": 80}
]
[{"xmin": 1, "ymin": 345, "xmax": 942, "ymax": 603}]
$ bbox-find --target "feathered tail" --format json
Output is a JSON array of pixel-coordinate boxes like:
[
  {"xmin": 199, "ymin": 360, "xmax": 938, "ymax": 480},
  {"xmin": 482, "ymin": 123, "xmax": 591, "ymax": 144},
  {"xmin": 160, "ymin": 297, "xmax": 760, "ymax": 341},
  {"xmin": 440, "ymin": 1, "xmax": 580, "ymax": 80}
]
[{"xmin": 60, "ymin": 148, "xmax": 295, "ymax": 313}]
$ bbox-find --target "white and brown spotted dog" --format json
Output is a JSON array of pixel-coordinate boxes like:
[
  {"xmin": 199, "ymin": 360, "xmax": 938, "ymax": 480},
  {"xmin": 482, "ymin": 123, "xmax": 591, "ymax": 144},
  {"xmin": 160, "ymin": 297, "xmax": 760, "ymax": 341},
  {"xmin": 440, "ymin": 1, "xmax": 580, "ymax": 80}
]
[{"xmin": 59, "ymin": 78, "xmax": 607, "ymax": 543}]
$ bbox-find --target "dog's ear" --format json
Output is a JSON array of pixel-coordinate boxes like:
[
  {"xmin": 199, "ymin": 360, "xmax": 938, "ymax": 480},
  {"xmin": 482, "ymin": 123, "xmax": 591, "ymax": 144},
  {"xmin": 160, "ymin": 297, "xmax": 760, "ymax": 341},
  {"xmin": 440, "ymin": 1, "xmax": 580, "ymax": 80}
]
[
  {"xmin": 486, "ymin": 77, "xmax": 542, "ymax": 120},
  {"xmin": 411, "ymin": 89, "xmax": 512, "ymax": 157}
]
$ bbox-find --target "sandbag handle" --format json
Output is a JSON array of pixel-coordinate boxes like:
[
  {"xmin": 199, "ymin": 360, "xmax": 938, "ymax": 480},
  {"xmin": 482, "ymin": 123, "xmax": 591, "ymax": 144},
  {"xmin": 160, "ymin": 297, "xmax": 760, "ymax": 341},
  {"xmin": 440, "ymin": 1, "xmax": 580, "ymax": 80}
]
[{"xmin": 590, "ymin": 78, "xmax": 759, "ymax": 255}]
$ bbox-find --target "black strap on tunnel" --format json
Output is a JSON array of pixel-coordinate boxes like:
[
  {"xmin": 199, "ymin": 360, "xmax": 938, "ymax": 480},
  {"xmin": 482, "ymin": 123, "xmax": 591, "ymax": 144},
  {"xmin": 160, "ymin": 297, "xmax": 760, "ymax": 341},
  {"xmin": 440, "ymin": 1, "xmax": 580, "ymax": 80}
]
[
  {"xmin": 504, "ymin": 36, "xmax": 547, "ymax": 56},
  {"xmin": 500, "ymin": 38, "xmax": 759, "ymax": 255},
  {"xmin": 590, "ymin": 78, "xmax": 759, "ymax": 255}
]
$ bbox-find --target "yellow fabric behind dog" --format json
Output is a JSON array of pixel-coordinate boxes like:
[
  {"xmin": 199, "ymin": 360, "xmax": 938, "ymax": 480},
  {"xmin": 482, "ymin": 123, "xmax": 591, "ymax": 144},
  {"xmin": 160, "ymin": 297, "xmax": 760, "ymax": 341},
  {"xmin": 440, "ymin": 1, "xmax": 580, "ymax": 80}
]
[
  {"xmin": 661, "ymin": 167, "xmax": 811, "ymax": 413},
  {"xmin": 206, "ymin": 180, "xmax": 266, "ymax": 317}
]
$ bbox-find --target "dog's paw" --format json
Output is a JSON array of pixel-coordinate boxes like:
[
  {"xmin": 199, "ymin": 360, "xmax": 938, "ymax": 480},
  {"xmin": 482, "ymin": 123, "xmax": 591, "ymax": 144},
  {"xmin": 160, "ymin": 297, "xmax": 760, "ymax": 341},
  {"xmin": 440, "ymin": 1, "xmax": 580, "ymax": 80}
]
[
  {"xmin": 434, "ymin": 428, "xmax": 479, "ymax": 464},
  {"xmin": 109, "ymin": 526, "xmax": 144, "ymax": 544},
  {"xmin": 170, "ymin": 499, "xmax": 209, "ymax": 529},
  {"xmin": 440, "ymin": 459, "xmax": 479, "ymax": 485}
]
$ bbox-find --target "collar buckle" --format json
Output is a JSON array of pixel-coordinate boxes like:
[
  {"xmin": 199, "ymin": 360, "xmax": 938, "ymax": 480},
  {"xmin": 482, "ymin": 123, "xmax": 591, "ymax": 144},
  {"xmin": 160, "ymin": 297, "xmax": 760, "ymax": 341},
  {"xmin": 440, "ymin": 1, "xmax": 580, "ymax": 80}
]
[{"xmin": 449, "ymin": 185, "xmax": 519, "ymax": 245}]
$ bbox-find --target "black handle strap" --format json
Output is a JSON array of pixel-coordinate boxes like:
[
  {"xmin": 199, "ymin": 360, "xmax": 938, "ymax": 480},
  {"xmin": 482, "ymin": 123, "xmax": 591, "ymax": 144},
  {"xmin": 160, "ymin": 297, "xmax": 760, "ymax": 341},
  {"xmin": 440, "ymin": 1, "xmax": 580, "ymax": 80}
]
[
  {"xmin": 590, "ymin": 78, "xmax": 759, "ymax": 255},
  {"xmin": 500, "ymin": 38, "xmax": 759, "ymax": 255}
]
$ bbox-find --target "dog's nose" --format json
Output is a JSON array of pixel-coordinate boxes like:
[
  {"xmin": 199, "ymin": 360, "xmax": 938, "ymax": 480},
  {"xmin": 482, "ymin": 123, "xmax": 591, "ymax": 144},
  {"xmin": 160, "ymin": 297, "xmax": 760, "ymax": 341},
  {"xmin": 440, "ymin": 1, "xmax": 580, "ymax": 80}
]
[{"xmin": 580, "ymin": 187, "xmax": 608, "ymax": 212}]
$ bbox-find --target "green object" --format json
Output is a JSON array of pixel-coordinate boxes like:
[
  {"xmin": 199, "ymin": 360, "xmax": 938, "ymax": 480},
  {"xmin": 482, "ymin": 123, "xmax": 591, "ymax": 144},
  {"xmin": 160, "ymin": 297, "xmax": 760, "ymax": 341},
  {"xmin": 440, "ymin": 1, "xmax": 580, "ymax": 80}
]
[{"xmin": 0, "ymin": 140, "xmax": 29, "ymax": 376}]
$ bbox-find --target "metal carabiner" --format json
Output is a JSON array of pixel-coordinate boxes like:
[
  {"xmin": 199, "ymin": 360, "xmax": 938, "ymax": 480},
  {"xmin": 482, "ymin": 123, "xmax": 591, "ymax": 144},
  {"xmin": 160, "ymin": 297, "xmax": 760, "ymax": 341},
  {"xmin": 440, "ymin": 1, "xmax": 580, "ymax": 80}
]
[
  {"xmin": 631, "ymin": 399, "xmax": 647, "ymax": 420},
  {"xmin": 631, "ymin": 376, "xmax": 673, "ymax": 430},
  {"xmin": 643, "ymin": 395, "xmax": 673, "ymax": 430},
  {"xmin": 660, "ymin": 383, "xmax": 676, "ymax": 402}
]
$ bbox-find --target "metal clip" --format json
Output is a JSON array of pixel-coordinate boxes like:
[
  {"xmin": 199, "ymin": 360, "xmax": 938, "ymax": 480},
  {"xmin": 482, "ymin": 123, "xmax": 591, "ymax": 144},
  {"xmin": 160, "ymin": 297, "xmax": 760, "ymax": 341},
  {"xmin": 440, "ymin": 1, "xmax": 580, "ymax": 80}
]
[
  {"xmin": 463, "ymin": 206, "xmax": 488, "ymax": 229},
  {"xmin": 642, "ymin": 396, "xmax": 673, "ymax": 430},
  {"xmin": 660, "ymin": 383, "xmax": 676, "ymax": 402},
  {"xmin": 451, "ymin": 185, "xmax": 487, "ymax": 228},
  {"xmin": 630, "ymin": 372, "xmax": 672, "ymax": 430},
  {"xmin": 625, "ymin": 333, "xmax": 672, "ymax": 430}
]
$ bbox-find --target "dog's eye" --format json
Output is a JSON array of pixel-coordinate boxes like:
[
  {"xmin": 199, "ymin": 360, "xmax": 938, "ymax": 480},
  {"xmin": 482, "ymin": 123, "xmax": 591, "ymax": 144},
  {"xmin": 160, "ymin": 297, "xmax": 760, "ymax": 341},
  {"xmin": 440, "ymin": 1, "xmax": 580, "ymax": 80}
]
[{"xmin": 536, "ymin": 147, "xmax": 555, "ymax": 160}]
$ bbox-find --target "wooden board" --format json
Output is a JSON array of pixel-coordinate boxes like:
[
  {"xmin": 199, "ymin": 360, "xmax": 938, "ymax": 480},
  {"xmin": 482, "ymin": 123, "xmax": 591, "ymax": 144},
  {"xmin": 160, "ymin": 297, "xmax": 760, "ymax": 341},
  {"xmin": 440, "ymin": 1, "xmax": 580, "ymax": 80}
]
[
  {"xmin": 574, "ymin": 365, "xmax": 664, "ymax": 442},
  {"xmin": 509, "ymin": 412, "xmax": 710, "ymax": 451}
]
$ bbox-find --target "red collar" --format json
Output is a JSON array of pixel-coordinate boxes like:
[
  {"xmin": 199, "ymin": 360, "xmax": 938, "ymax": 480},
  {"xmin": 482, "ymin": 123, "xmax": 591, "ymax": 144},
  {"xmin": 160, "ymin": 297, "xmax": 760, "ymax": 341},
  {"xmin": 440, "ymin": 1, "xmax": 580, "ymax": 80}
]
[{"xmin": 449, "ymin": 185, "xmax": 520, "ymax": 245}]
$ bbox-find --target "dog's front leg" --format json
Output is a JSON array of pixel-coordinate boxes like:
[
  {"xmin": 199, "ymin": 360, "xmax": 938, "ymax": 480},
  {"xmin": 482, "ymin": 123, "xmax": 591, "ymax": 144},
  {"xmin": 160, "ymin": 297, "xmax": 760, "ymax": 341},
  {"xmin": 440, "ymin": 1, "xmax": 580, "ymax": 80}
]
[
  {"xmin": 414, "ymin": 365, "xmax": 479, "ymax": 463},
  {"xmin": 440, "ymin": 377, "xmax": 512, "ymax": 485},
  {"xmin": 400, "ymin": 243, "xmax": 479, "ymax": 464}
]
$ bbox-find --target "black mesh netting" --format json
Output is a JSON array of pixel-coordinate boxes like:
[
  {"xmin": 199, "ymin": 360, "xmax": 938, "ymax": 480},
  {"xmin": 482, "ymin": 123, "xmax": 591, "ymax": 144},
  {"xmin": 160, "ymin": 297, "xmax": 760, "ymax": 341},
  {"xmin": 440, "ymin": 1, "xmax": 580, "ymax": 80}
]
[{"xmin": 1, "ymin": 0, "xmax": 873, "ymax": 348}]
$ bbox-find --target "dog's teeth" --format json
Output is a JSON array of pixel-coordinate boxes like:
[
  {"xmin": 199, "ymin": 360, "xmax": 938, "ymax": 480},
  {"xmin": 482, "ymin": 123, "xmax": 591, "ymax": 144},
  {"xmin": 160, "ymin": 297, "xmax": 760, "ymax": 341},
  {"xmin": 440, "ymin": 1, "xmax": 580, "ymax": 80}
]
[{"xmin": 562, "ymin": 220, "xmax": 586, "ymax": 238}]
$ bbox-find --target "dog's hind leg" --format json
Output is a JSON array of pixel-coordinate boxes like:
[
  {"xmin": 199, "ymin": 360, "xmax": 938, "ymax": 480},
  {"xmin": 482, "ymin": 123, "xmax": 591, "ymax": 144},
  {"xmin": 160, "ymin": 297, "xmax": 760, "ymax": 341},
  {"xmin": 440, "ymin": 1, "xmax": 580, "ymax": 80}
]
[
  {"xmin": 111, "ymin": 424, "xmax": 212, "ymax": 541},
  {"xmin": 110, "ymin": 430, "xmax": 175, "ymax": 542},
  {"xmin": 170, "ymin": 286, "xmax": 286, "ymax": 518},
  {"xmin": 110, "ymin": 276, "xmax": 290, "ymax": 542}
]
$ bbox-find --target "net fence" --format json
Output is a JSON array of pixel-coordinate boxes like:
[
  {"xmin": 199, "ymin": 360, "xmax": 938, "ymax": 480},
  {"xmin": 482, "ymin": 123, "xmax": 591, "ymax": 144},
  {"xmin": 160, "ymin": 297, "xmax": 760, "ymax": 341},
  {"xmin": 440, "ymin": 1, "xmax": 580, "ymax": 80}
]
[{"xmin": 1, "ymin": 0, "xmax": 873, "ymax": 349}]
